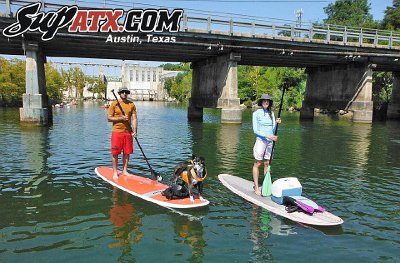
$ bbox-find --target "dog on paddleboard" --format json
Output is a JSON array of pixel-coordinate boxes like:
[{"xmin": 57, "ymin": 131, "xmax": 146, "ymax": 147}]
[{"xmin": 170, "ymin": 155, "xmax": 207, "ymax": 202}]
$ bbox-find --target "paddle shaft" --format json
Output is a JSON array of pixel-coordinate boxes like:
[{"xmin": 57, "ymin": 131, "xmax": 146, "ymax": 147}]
[
  {"xmin": 269, "ymin": 87, "xmax": 286, "ymax": 165},
  {"xmin": 261, "ymin": 87, "xmax": 286, "ymax": 196},
  {"xmin": 111, "ymin": 90, "xmax": 156, "ymax": 176}
]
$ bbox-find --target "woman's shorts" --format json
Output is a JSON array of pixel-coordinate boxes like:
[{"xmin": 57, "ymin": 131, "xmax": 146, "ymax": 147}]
[
  {"xmin": 253, "ymin": 138, "xmax": 273, "ymax": 161},
  {"xmin": 111, "ymin": 132, "xmax": 133, "ymax": 155}
]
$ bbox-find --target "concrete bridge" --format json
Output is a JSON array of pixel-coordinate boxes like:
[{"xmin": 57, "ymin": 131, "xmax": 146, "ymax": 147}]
[{"xmin": 1, "ymin": 0, "xmax": 400, "ymax": 125}]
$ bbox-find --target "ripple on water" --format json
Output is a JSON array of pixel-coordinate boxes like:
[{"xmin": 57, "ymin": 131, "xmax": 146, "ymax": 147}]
[{"xmin": 1, "ymin": 104, "xmax": 399, "ymax": 262}]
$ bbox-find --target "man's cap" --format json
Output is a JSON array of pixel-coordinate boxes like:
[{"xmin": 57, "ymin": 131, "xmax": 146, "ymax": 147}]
[{"xmin": 118, "ymin": 87, "xmax": 130, "ymax": 94}]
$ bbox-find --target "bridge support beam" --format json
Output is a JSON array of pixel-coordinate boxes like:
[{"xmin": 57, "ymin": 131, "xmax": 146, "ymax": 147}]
[
  {"xmin": 301, "ymin": 63, "xmax": 373, "ymax": 123},
  {"xmin": 387, "ymin": 72, "xmax": 400, "ymax": 119},
  {"xmin": 20, "ymin": 42, "xmax": 52, "ymax": 126},
  {"xmin": 188, "ymin": 52, "xmax": 242, "ymax": 123}
]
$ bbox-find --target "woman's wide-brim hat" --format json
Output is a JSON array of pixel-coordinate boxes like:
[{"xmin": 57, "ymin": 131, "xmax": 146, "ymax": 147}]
[
  {"xmin": 118, "ymin": 87, "xmax": 130, "ymax": 94},
  {"xmin": 257, "ymin": 94, "xmax": 273, "ymax": 106}
]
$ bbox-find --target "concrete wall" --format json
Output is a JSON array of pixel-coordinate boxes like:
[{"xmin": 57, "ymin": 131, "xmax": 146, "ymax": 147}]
[{"xmin": 301, "ymin": 63, "xmax": 373, "ymax": 122}]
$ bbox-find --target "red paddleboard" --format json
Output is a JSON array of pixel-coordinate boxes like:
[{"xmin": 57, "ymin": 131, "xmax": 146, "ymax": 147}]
[{"xmin": 95, "ymin": 167, "xmax": 209, "ymax": 209}]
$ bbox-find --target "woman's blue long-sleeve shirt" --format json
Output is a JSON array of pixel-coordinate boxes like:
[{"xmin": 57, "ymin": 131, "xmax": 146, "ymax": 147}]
[{"xmin": 252, "ymin": 109, "xmax": 276, "ymax": 142}]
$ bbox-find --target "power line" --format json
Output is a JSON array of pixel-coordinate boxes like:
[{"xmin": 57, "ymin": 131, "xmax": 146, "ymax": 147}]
[{"xmin": 167, "ymin": 0, "xmax": 329, "ymax": 2}]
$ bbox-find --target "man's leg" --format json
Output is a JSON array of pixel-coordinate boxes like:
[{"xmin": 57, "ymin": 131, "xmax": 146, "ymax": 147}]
[
  {"xmin": 112, "ymin": 154, "xmax": 119, "ymax": 180},
  {"xmin": 122, "ymin": 154, "xmax": 130, "ymax": 176}
]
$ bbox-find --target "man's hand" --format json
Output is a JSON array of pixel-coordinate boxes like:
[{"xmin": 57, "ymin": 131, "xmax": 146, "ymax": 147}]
[{"xmin": 276, "ymin": 117, "xmax": 281, "ymax": 124}]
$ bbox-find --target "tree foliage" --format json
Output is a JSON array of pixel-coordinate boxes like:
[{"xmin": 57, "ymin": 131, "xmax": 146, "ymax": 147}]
[
  {"xmin": 238, "ymin": 66, "xmax": 306, "ymax": 110},
  {"xmin": 45, "ymin": 63, "xmax": 63, "ymax": 104},
  {"xmin": 323, "ymin": 0, "xmax": 377, "ymax": 28},
  {"xmin": 0, "ymin": 58, "xmax": 25, "ymax": 106},
  {"xmin": 0, "ymin": 58, "xmax": 109, "ymax": 107},
  {"xmin": 86, "ymin": 75, "xmax": 107, "ymax": 99},
  {"xmin": 382, "ymin": 0, "xmax": 400, "ymax": 30},
  {"xmin": 169, "ymin": 71, "xmax": 192, "ymax": 103},
  {"xmin": 161, "ymin": 63, "xmax": 190, "ymax": 71},
  {"xmin": 162, "ymin": 63, "xmax": 192, "ymax": 103}
]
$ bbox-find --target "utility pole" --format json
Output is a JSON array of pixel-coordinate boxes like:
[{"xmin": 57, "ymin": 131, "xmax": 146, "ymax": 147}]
[{"xmin": 295, "ymin": 8, "xmax": 303, "ymax": 37}]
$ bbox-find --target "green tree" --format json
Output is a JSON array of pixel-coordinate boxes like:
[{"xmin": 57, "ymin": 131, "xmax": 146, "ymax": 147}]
[
  {"xmin": 170, "ymin": 71, "xmax": 192, "ymax": 102},
  {"xmin": 164, "ymin": 77, "xmax": 174, "ymax": 94},
  {"xmin": 161, "ymin": 63, "xmax": 190, "ymax": 71},
  {"xmin": 373, "ymin": 72, "xmax": 393, "ymax": 106},
  {"xmin": 237, "ymin": 65, "xmax": 306, "ymax": 109},
  {"xmin": 382, "ymin": 0, "xmax": 400, "ymax": 30},
  {"xmin": 0, "ymin": 58, "xmax": 25, "ymax": 107},
  {"xmin": 323, "ymin": 0, "xmax": 377, "ymax": 28},
  {"xmin": 86, "ymin": 75, "xmax": 107, "ymax": 99},
  {"xmin": 238, "ymin": 65, "xmax": 255, "ymax": 105},
  {"xmin": 61, "ymin": 68, "xmax": 73, "ymax": 98},
  {"xmin": 61, "ymin": 67, "xmax": 86, "ymax": 99},
  {"xmin": 45, "ymin": 63, "xmax": 63, "ymax": 103}
]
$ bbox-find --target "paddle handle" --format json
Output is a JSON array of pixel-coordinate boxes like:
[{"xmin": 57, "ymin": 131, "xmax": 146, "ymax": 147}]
[{"xmin": 269, "ymin": 87, "xmax": 286, "ymax": 165}]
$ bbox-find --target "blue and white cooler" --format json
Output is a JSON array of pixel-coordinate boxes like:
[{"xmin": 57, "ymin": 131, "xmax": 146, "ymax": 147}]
[{"xmin": 271, "ymin": 177, "xmax": 302, "ymax": 204}]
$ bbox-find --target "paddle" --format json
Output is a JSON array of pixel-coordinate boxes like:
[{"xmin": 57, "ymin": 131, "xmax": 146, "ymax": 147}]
[
  {"xmin": 261, "ymin": 86, "xmax": 286, "ymax": 196},
  {"xmin": 111, "ymin": 89, "xmax": 162, "ymax": 181}
]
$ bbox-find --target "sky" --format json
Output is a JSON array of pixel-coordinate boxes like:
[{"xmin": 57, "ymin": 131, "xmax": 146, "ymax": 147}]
[{"xmin": 1, "ymin": 0, "xmax": 394, "ymax": 76}]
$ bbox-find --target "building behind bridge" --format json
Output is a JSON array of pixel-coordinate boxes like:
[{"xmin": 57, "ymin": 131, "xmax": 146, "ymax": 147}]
[
  {"xmin": 64, "ymin": 64, "xmax": 181, "ymax": 101},
  {"xmin": 106, "ymin": 64, "xmax": 181, "ymax": 101}
]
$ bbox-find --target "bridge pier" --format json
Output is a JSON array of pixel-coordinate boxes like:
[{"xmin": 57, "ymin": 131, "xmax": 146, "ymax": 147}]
[
  {"xmin": 387, "ymin": 72, "xmax": 400, "ymax": 120},
  {"xmin": 20, "ymin": 42, "xmax": 52, "ymax": 126},
  {"xmin": 301, "ymin": 63, "xmax": 373, "ymax": 123},
  {"xmin": 188, "ymin": 52, "xmax": 242, "ymax": 123}
]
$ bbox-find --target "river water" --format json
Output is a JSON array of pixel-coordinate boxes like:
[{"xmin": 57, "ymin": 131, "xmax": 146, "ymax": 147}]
[{"xmin": 0, "ymin": 102, "xmax": 399, "ymax": 262}]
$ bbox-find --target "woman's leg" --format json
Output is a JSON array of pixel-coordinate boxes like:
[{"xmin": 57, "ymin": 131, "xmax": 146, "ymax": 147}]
[
  {"xmin": 252, "ymin": 160, "xmax": 262, "ymax": 195},
  {"xmin": 263, "ymin": 160, "xmax": 270, "ymax": 176}
]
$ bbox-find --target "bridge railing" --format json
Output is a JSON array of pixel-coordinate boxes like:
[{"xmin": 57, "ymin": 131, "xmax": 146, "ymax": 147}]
[
  {"xmin": 1, "ymin": 0, "xmax": 399, "ymax": 49},
  {"xmin": 181, "ymin": 15, "xmax": 400, "ymax": 49}
]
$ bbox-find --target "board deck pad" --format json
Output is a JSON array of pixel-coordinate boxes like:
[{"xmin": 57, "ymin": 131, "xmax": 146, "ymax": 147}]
[
  {"xmin": 218, "ymin": 174, "xmax": 343, "ymax": 226},
  {"xmin": 96, "ymin": 167, "xmax": 209, "ymax": 209}
]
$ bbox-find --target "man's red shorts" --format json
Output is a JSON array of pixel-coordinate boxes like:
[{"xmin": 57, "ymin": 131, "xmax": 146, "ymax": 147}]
[{"xmin": 111, "ymin": 132, "xmax": 133, "ymax": 155}]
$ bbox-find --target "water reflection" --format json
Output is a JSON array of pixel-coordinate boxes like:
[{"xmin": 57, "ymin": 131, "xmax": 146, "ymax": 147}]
[
  {"xmin": 251, "ymin": 205, "xmax": 297, "ymax": 237},
  {"xmin": 216, "ymin": 124, "xmax": 241, "ymax": 175},
  {"xmin": 249, "ymin": 205, "xmax": 272, "ymax": 262},
  {"xmin": 348, "ymin": 123, "xmax": 372, "ymax": 177},
  {"xmin": 172, "ymin": 212, "xmax": 205, "ymax": 262},
  {"xmin": 19, "ymin": 126, "xmax": 50, "ymax": 197},
  {"xmin": 109, "ymin": 187, "xmax": 143, "ymax": 252}
]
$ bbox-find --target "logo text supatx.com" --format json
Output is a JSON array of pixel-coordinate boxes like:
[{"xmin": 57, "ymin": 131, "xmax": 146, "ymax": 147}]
[{"xmin": 2, "ymin": 3, "xmax": 183, "ymax": 41}]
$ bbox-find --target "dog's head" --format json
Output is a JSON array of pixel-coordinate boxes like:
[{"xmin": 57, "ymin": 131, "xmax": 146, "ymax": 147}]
[{"xmin": 191, "ymin": 155, "xmax": 206, "ymax": 179}]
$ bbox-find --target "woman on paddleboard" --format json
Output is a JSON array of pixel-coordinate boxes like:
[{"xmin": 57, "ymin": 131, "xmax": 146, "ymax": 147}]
[
  {"xmin": 108, "ymin": 87, "xmax": 137, "ymax": 180},
  {"xmin": 252, "ymin": 94, "xmax": 281, "ymax": 195}
]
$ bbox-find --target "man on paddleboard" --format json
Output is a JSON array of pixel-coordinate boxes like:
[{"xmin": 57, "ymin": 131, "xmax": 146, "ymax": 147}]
[
  {"xmin": 108, "ymin": 87, "xmax": 137, "ymax": 180},
  {"xmin": 252, "ymin": 94, "xmax": 281, "ymax": 195}
]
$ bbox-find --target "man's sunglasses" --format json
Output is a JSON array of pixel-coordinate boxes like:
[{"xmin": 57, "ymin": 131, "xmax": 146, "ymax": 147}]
[{"xmin": 119, "ymin": 91, "xmax": 130, "ymax": 94}]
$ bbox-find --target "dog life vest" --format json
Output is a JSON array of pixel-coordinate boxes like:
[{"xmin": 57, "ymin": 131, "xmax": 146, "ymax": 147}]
[{"xmin": 181, "ymin": 160, "xmax": 207, "ymax": 185}]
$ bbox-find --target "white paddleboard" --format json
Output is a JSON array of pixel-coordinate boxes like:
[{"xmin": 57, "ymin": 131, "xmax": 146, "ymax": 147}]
[{"xmin": 218, "ymin": 174, "xmax": 343, "ymax": 226}]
